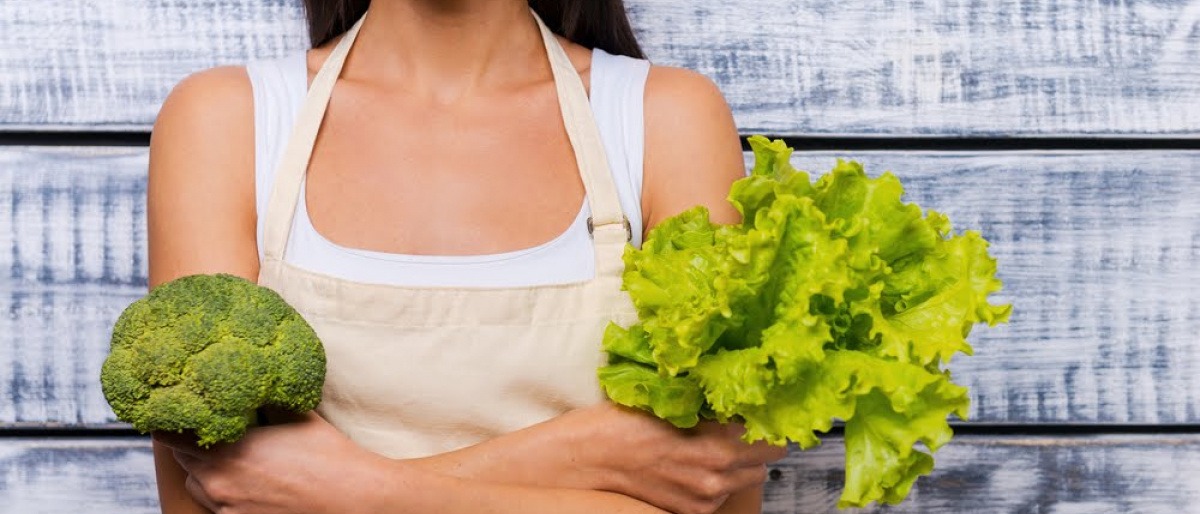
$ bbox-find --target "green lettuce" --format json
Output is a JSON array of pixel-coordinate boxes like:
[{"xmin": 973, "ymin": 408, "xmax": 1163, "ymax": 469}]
[{"xmin": 599, "ymin": 136, "xmax": 1011, "ymax": 508}]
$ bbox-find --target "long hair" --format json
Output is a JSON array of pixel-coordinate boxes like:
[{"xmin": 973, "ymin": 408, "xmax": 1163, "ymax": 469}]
[{"xmin": 303, "ymin": 0, "xmax": 644, "ymax": 59}]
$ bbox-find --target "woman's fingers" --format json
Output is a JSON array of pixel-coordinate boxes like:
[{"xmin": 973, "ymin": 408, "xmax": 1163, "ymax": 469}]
[
  {"xmin": 741, "ymin": 440, "xmax": 789, "ymax": 466},
  {"xmin": 184, "ymin": 473, "xmax": 220, "ymax": 512},
  {"xmin": 697, "ymin": 422, "xmax": 789, "ymax": 467},
  {"xmin": 152, "ymin": 431, "xmax": 205, "ymax": 456},
  {"xmin": 727, "ymin": 464, "xmax": 770, "ymax": 492},
  {"xmin": 171, "ymin": 449, "xmax": 203, "ymax": 471},
  {"xmin": 584, "ymin": 405, "xmax": 781, "ymax": 514}
]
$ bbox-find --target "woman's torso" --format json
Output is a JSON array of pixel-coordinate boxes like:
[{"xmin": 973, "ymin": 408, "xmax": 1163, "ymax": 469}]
[
  {"xmin": 246, "ymin": 48, "xmax": 650, "ymax": 286},
  {"xmin": 249, "ymin": 19, "xmax": 648, "ymax": 459}
]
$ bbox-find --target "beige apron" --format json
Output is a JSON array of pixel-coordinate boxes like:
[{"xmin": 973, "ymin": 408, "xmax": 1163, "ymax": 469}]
[{"xmin": 257, "ymin": 11, "xmax": 638, "ymax": 459}]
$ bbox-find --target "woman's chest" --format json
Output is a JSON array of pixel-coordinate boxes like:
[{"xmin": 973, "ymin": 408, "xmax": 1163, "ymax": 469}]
[{"xmin": 304, "ymin": 88, "xmax": 588, "ymax": 256}]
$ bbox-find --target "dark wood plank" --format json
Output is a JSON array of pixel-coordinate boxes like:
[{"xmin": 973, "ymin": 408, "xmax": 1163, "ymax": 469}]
[
  {"xmin": 3, "ymin": 147, "xmax": 1199, "ymax": 425},
  {"xmin": 3, "ymin": 0, "xmax": 1199, "ymax": 135},
  {"xmin": 4, "ymin": 435, "xmax": 1200, "ymax": 513}
]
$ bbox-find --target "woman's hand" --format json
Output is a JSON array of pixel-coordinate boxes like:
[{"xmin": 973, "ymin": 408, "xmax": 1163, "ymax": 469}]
[
  {"xmin": 562, "ymin": 403, "xmax": 787, "ymax": 514},
  {"xmin": 414, "ymin": 401, "xmax": 785, "ymax": 514},
  {"xmin": 154, "ymin": 412, "xmax": 391, "ymax": 514}
]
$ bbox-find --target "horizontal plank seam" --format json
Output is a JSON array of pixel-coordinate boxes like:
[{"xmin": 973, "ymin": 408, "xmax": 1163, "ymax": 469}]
[
  {"xmin": 5, "ymin": 424, "xmax": 1200, "ymax": 439},
  {"xmin": 3, "ymin": 132, "xmax": 1200, "ymax": 151},
  {"xmin": 950, "ymin": 423, "xmax": 1200, "ymax": 436},
  {"xmin": 0, "ymin": 131, "xmax": 151, "ymax": 147},
  {"xmin": 0, "ymin": 427, "xmax": 147, "ymax": 438},
  {"xmin": 743, "ymin": 136, "xmax": 1200, "ymax": 151}
]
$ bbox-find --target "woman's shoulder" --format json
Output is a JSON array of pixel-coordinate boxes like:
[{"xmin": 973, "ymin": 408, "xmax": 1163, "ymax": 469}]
[
  {"xmin": 152, "ymin": 51, "xmax": 309, "ymax": 170},
  {"xmin": 154, "ymin": 65, "xmax": 255, "ymax": 146},
  {"xmin": 644, "ymin": 64, "xmax": 731, "ymax": 131},
  {"xmin": 589, "ymin": 49, "xmax": 734, "ymax": 157},
  {"xmin": 640, "ymin": 64, "xmax": 745, "ymax": 228},
  {"xmin": 156, "ymin": 51, "xmax": 307, "ymax": 133},
  {"xmin": 150, "ymin": 65, "xmax": 257, "ymax": 212}
]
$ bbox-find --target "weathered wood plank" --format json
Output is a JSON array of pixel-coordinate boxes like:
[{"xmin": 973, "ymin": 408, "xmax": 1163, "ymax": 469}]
[
  {"xmin": 2, "ymin": 0, "xmax": 1199, "ymax": 135},
  {"xmin": 3, "ymin": 147, "xmax": 1199, "ymax": 426},
  {"xmin": 778, "ymin": 151, "xmax": 1200, "ymax": 424},
  {"xmin": 0, "ymin": 438, "xmax": 158, "ymax": 513},
  {"xmin": 3, "ymin": 435, "xmax": 1200, "ymax": 513},
  {"xmin": 0, "ymin": 147, "xmax": 147, "ymax": 426},
  {"xmin": 763, "ymin": 434, "xmax": 1200, "ymax": 513}
]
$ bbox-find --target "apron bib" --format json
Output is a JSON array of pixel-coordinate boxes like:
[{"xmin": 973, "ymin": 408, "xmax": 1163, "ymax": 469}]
[{"xmin": 257, "ymin": 11, "xmax": 638, "ymax": 459}]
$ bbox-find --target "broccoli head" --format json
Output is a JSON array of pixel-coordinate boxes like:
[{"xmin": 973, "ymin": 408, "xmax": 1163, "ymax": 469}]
[{"xmin": 100, "ymin": 273, "xmax": 326, "ymax": 447}]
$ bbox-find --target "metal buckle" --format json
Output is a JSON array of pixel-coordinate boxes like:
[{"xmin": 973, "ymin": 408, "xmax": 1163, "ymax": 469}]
[{"xmin": 587, "ymin": 216, "xmax": 633, "ymax": 242}]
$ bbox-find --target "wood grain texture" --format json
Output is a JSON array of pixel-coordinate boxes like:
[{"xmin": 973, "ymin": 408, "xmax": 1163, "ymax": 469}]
[
  {"xmin": 1, "ymin": 147, "xmax": 147, "ymax": 427},
  {"xmin": 761, "ymin": 434, "xmax": 1200, "ymax": 513},
  {"xmin": 0, "ymin": 0, "xmax": 308, "ymax": 132},
  {"xmin": 779, "ymin": 150, "xmax": 1200, "ymax": 424},
  {"xmin": 3, "ymin": 435, "xmax": 1200, "ymax": 513},
  {"xmin": 3, "ymin": 147, "xmax": 1198, "ymax": 426},
  {"xmin": 0, "ymin": 438, "xmax": 158, "ymax": 513},
  {"xmin": 2, "ymin": 0, "xmax": 1199, "ymax": 135}
]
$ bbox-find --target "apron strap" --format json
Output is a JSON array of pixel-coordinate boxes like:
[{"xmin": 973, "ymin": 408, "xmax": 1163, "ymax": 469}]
[
  {"xmin": 261, "ymin": 14, "xmax": 366, "ymax": 262},
  {"xmin": 531, "ymin": 14, "xmax": 630, "ymax": 277},
  {"xmin": 261, "ymin": 11, "xmax": 629, "ymax": 278}
]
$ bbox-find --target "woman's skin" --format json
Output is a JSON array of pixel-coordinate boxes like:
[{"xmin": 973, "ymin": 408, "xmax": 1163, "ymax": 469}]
[{"xmin": 148, "ymin": 1, "xmax": 787, "ymax": 513}]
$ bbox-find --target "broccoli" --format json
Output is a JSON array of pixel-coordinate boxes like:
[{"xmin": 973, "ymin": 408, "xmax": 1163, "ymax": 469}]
[{"xmin": 100, "ymin": 273, "xmax": 326, "ymax": 447}]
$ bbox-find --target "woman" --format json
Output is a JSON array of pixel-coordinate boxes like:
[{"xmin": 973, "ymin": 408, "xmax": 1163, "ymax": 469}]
[{"xmin": 149, "ymin": 0, "xmax": 786, "ymax": 513}]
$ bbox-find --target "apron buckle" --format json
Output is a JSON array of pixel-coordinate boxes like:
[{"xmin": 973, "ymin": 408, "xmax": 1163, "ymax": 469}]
[{"xmin": 587, "ymin": 216, "xmax": 633, "ymax": 242}]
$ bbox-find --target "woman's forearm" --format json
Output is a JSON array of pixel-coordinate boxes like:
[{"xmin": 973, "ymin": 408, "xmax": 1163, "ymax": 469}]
[
  {"xmin": 374, "ymin": 464, "xmax": 667, "ymax": 514},
  {"xmin": 153, "ymin": 442, "xmax": 212, "ymax": 514},
  {"xmin": 406, "ymin": 411, "xmax": 603, "ymax": 491},
  {"xmin": 403, "ymin": 405, "xmax": 773, "ymax": 514},
  {"xmin": 154, "ymin": 406, "xmax": 774, "ymax": 514},
  {"xmin": 376, "ymin": 467, "xmax": 763, "ymax": 514},
  {"xmin": 716, "ymin": 486, "xmax": 765, "ymax": 514},
  {"xmin": 382, "ymin": 464, "xmax": 763, "ymax": 514}
]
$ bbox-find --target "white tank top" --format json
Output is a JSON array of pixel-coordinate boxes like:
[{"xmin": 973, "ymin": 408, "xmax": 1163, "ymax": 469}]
[{"xmin": 246, "ymin": 49, "xmax": 649, "ymax": 287}]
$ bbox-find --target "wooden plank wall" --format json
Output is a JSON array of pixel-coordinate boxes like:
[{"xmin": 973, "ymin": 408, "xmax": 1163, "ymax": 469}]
[{"xmin": 2, "ymin": 1, "xmax": 1199, "ymax": 512}]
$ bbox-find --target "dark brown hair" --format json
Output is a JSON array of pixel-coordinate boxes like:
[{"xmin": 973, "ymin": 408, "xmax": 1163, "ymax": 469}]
[{"xmin": 303, "ymin": 0, "xmax": 644, "ymax": 59}]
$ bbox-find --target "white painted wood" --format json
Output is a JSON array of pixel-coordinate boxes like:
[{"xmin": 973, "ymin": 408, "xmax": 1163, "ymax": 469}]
[
  {"xmin": 0, "ymin": 0, "xmax": 308, "ymax": 132},
  {"xmin": 3, "ymin": 147, "xmax": 1199, "ymax": 426},
  {"xmin": 2, "ymin": 0, "xmax": 1199, "ymax": 135},
  {"xmin": 778, "ymin": 150, "xmax": 1200, "ymax": 424},
  {"xmin": 3, "ymin": 435, "xmax": 1199, "ymax": 513},
  {"xmin": 0, "ymin": 147, "xmax": 147, "ymax": 426}
]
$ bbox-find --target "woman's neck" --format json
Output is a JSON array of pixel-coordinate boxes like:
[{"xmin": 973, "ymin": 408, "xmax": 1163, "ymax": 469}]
[{"xmin": 346, "ymin": 0, "xmax": 546, "ymax": 103}]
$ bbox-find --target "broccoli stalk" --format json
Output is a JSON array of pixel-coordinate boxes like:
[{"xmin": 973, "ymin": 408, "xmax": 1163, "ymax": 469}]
[{"xmin": 100, "ymin": 274, "xmax": 326, "ymax": 447}]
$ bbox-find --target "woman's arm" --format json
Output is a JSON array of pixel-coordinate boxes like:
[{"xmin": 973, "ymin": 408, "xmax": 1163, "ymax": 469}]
[
  {"xmin": 410, "ymin": 403, "xmax": 781, "ymax": 514},
  {"xmin": 148, "ymin": 66, "xmax": 779, "ymax": 514},
  {"xmin": 147, "ymin": 67, "xmax": 667, "ymax": 514},
  {"xmin": 641, "ymin": 65, "xmax": 746, "ymax": 232},
  {"xmin": 640, "ymin": 65, "xmax": 768, "ymax": 514},
  {"xmin": 147, "ymin": 65, "xmax": 259, "ymax": 514},
  {"xmin": 160, "ymin": 413, "xmax": 673, "ymax": 514},
  {"xmin": 157, "ymin": 402, "xmax": 779, "ymax": 514}
]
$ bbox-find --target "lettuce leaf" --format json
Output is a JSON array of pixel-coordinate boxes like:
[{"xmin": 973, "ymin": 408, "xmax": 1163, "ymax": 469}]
[{"xmin": 599, "ymin": 136, "xmax": 1011, "ymax": 508}]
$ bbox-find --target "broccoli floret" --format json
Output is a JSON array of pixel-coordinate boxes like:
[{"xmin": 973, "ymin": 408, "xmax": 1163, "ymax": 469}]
[{"xmin": 100, "ymin": 274, "xmax": 326, "ymax": 447}]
